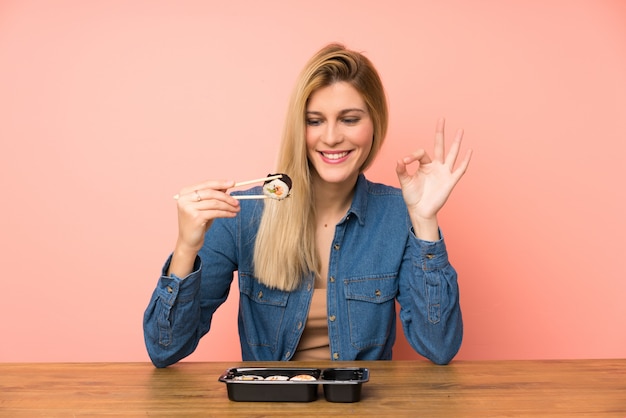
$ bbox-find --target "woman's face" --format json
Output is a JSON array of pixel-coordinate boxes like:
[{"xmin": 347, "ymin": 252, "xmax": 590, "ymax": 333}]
[{"xmin": 305, "ymin": 81, "xmax": 374, "ymax": 187}]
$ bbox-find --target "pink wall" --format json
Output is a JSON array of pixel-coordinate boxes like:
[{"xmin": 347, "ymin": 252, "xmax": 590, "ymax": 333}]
[{"xmin": 1, "ymin": 0, "xmax": 625, "ymax": 362}]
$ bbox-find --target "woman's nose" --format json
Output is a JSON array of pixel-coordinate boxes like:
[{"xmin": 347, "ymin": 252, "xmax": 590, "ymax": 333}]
[{"xmin": 322, "ymin": 123, "xmax": 343, "ymax": 145}]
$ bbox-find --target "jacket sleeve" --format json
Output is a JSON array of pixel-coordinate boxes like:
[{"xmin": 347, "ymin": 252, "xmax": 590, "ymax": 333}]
[
  {"xmin": 143, "ymin": 217, "xmax": 238, "ymax": 368},
  {"xmin": 396, "ymin": 229, "xmax": 463, "ymax": 364}
]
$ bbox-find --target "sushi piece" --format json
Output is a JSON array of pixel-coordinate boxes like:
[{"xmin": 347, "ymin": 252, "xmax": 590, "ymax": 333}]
[
  {"xmin": 262, "ymin": 173, "xmax": 292, "ymax": 200},
  {"xmin": 264, "ymin": 375, "xmax": 290, "ymax": 381},
  {"xmin": 232, "ymin": 375, "xmax": 265, "ymax": 381},
  {"xmin": 289, "ymin": 374, "xmax": 317, "ymax": 381}
]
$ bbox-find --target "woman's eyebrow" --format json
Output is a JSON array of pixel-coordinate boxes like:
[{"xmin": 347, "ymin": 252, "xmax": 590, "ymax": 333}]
[
  {"xmin": 339, "ymin": 108, "xmax": 367, "ymax": 115},
  {"xmin": 306, "ymin": 108, "xmax": 367, "ymax": 116}
]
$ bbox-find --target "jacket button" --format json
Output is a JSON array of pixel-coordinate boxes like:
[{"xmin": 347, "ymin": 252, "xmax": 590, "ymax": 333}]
[
  {"xmin": 334, "ymin": 244, "xmax": 340, "ymax": 250},
  {"xmin": 329, "ymin": 276, "xmax": 335, "ymax": 283},
  {"xmin": 426, "ymin": 253, "xmax": 435, "ymax": 259},
  {"xmin": 375, "ymin": 289, "xmax": 381, "ymax": 297},
  {"xmin": 257, "ymin": 291, "xmax": 263, "ymax": 299},
  {"xmin": 329, "ymin": 315, "xmax": 336, "ymax": 322},
  {"xmin": 166, "ymin": 286, "xmax": 173, "ymax": 293},
  {"xmin": 297, "ymin": 321, "xmax": 303, "ymax": 329},
  {"xmin": 333, "ymin": 352, "xmax": 339, "ymax": 360}
]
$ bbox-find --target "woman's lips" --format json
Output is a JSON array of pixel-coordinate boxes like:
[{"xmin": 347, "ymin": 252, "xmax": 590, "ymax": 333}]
[{"xmin": 319, "ymin": 150, "xmax": 351, "ymax": 164}]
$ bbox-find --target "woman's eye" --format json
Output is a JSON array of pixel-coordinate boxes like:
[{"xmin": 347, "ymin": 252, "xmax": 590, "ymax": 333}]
[
  {"xmin": 342, "ymin": 118, "xmax": 360, "ymax": 125},
  {"xmin": 306, "ymin": 119, "xmax": 321, "ymax": 126}
]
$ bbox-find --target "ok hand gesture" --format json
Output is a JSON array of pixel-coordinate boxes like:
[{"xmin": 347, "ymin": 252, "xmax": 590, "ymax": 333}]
[{"xmin": 395, "ymin": 118, "xmax": 472, "ymax": 241}]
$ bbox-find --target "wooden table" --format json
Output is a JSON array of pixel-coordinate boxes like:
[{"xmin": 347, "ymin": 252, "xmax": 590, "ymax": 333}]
[{"xmin": 1, "ymin": 360, "xmax": 624, "ymax": 417}]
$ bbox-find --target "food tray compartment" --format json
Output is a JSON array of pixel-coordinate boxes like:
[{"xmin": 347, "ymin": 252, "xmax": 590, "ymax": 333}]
[
  {"xmin": 218, "ymin": 367, "xmax": 321, "ymax": 402},
  {"xmin": 320, "ymin": 367, "xmax": 369, "ymax": 403},
  {"xmin": 218, "ymin": 367, "xmax": 369, "ymax": 403}
]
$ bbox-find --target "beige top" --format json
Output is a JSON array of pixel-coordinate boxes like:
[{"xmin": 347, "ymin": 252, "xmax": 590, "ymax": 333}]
[{"xmin": 292, "ymin": 288, "xmax": 330, "ymax": 361}]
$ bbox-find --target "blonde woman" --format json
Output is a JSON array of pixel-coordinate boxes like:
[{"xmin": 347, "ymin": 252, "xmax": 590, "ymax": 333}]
[{"xmin": 144, "ymin": 43, "xmax": 472, "ymax": 367}]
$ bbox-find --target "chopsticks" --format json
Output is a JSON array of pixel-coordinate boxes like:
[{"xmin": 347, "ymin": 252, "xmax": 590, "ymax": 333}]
[
  {"xmin": 233, "ymin": 174, "xmax": 282, "ymax": 188},
  {"xmin": 232, "ymin": 194, "xmax": 270, "ymax": 200},
  {"xmin": 231, "ymin": 174, "xmax": 282, "ymax": 200},
  {"xmin": 173, "ymin": 174, "xmax": 284, "ymax": 200}
]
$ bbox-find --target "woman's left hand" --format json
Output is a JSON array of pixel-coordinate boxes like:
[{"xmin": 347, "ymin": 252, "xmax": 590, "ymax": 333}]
[{"xmin": 395, "ymin": 118, "xmax": 472, "ymax": 240}]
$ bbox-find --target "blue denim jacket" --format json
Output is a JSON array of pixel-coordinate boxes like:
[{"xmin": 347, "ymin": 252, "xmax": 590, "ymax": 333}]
[{"xmin": 143, "ymin": 175, "xmax": 462, "ymax": 367}]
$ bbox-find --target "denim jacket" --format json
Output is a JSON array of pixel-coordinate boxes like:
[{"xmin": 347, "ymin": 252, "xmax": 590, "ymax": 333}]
[{"xmin": 143, "ymin": 174, "xmax": 462, "ymax": 367}]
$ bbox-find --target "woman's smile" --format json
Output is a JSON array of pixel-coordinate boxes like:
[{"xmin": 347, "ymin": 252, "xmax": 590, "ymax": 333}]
[{"xmin": 318, "ymin": 150, "xmax": 351, "ymax": 163}]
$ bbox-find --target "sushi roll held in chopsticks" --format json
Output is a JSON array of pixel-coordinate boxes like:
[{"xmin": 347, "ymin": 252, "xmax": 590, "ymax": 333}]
[
  {"xmin": 229, "ymin": 173, "xmax": 293, "ymax": 200},
  {"xmin": 262, "ymin": 173, "xmax": 292, "ymax": 200}
]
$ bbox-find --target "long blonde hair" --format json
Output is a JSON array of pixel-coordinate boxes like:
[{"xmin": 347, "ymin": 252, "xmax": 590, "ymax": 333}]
[{"xmin": 253, "ymin": 43, "xmax": 389, "ymax": 291}]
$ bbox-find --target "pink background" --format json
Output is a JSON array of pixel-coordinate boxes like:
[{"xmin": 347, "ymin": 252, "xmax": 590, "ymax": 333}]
[{"xmin": 1, "ymin": 0, "xmax": 625, "ymax": 362}]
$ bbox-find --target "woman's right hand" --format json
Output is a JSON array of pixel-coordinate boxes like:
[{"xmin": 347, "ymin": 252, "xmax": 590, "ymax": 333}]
[{"xmin": 168, "ymin": 180, "xmax": 240, "ymax": 277}]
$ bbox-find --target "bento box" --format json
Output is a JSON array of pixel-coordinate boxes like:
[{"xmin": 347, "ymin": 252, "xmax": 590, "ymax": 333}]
[{"xmin": 218, "ymin": 367, "xmax": 369, "ymax": 403}]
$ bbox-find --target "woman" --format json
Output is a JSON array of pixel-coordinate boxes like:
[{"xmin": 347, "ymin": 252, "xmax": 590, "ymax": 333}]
[{"xmin": 143, "ymin": 43, "xmax": 472, "ymax": 368}]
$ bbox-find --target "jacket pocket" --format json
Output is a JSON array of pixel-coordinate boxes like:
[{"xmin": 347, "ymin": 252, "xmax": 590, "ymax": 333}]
[
  {"xmin": 239, "ymin": 273, "xmax": 289, "ymax": 350},
  {"xmin": 343, "ymin": 275, "xmax": 398, "ymax": 350}
]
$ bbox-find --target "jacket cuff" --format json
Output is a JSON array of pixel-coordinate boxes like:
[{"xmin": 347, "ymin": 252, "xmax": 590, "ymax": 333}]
[
  {"xmin": 156, "ymin": 254, "xmax": 202, "ymax": 306},
  {"xmin": 410, "ymin": 228, "xmax": 450, "ymax": 270}
]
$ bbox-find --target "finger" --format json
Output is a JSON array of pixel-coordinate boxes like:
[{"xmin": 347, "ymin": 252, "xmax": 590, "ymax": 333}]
[
  {"xmin": 195, "ymin": 193, "xmax": 241, "ymax": 212},
  {"xmin": 195, "ymin": 179, "xmax": 236, "ymax": 192},
  {"xmin": 177, "ymin": 189, "xmax": 207, "ymax": 203},
  {"xmin": 444, "ymin": 128, "xmax": 464, "ymax": 169},
  {"xmin": 452, "ymin": 148, "xmax": 473, "ymax": 181},
  {"xmin": 189, "ymin": 189, "xmax": 241, "ymax": 209},
  {"xmin": 395, "ymin": 159, "xmax": 409, "ymax": 181},
  {"xmin": 178, "ymin": 199, "xmax": 239, "ymax": 229},
  {"xmin": 401, "ymin": 149, "xmax": 430, "ymax": 166},
  {"xmin": 433, "ymin": 118, "xmax": 445, "ymax": 162},
  {"xmin": 176, "ymin": 180, "xmax": 238, "ymax": 203},
  {"xmin": 176, "ymin": 179, "xmax": 236, "ymax": 200}
]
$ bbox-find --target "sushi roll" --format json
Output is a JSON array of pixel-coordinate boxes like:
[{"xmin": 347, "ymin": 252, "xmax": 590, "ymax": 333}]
[
  {"xmin": 289, "ymin": 374, "xmax": 317, "ymax": 381},
  {"xmin": 264, "ymin": 375, "xmax": 290, "ymax": 381},
  {"xmin": 232, "ymin": 375, "xmax": 264, "ymax": 381},
  {"xmin": 262, "ymin": 173, "xmax": 292, "ymax": 200}
]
